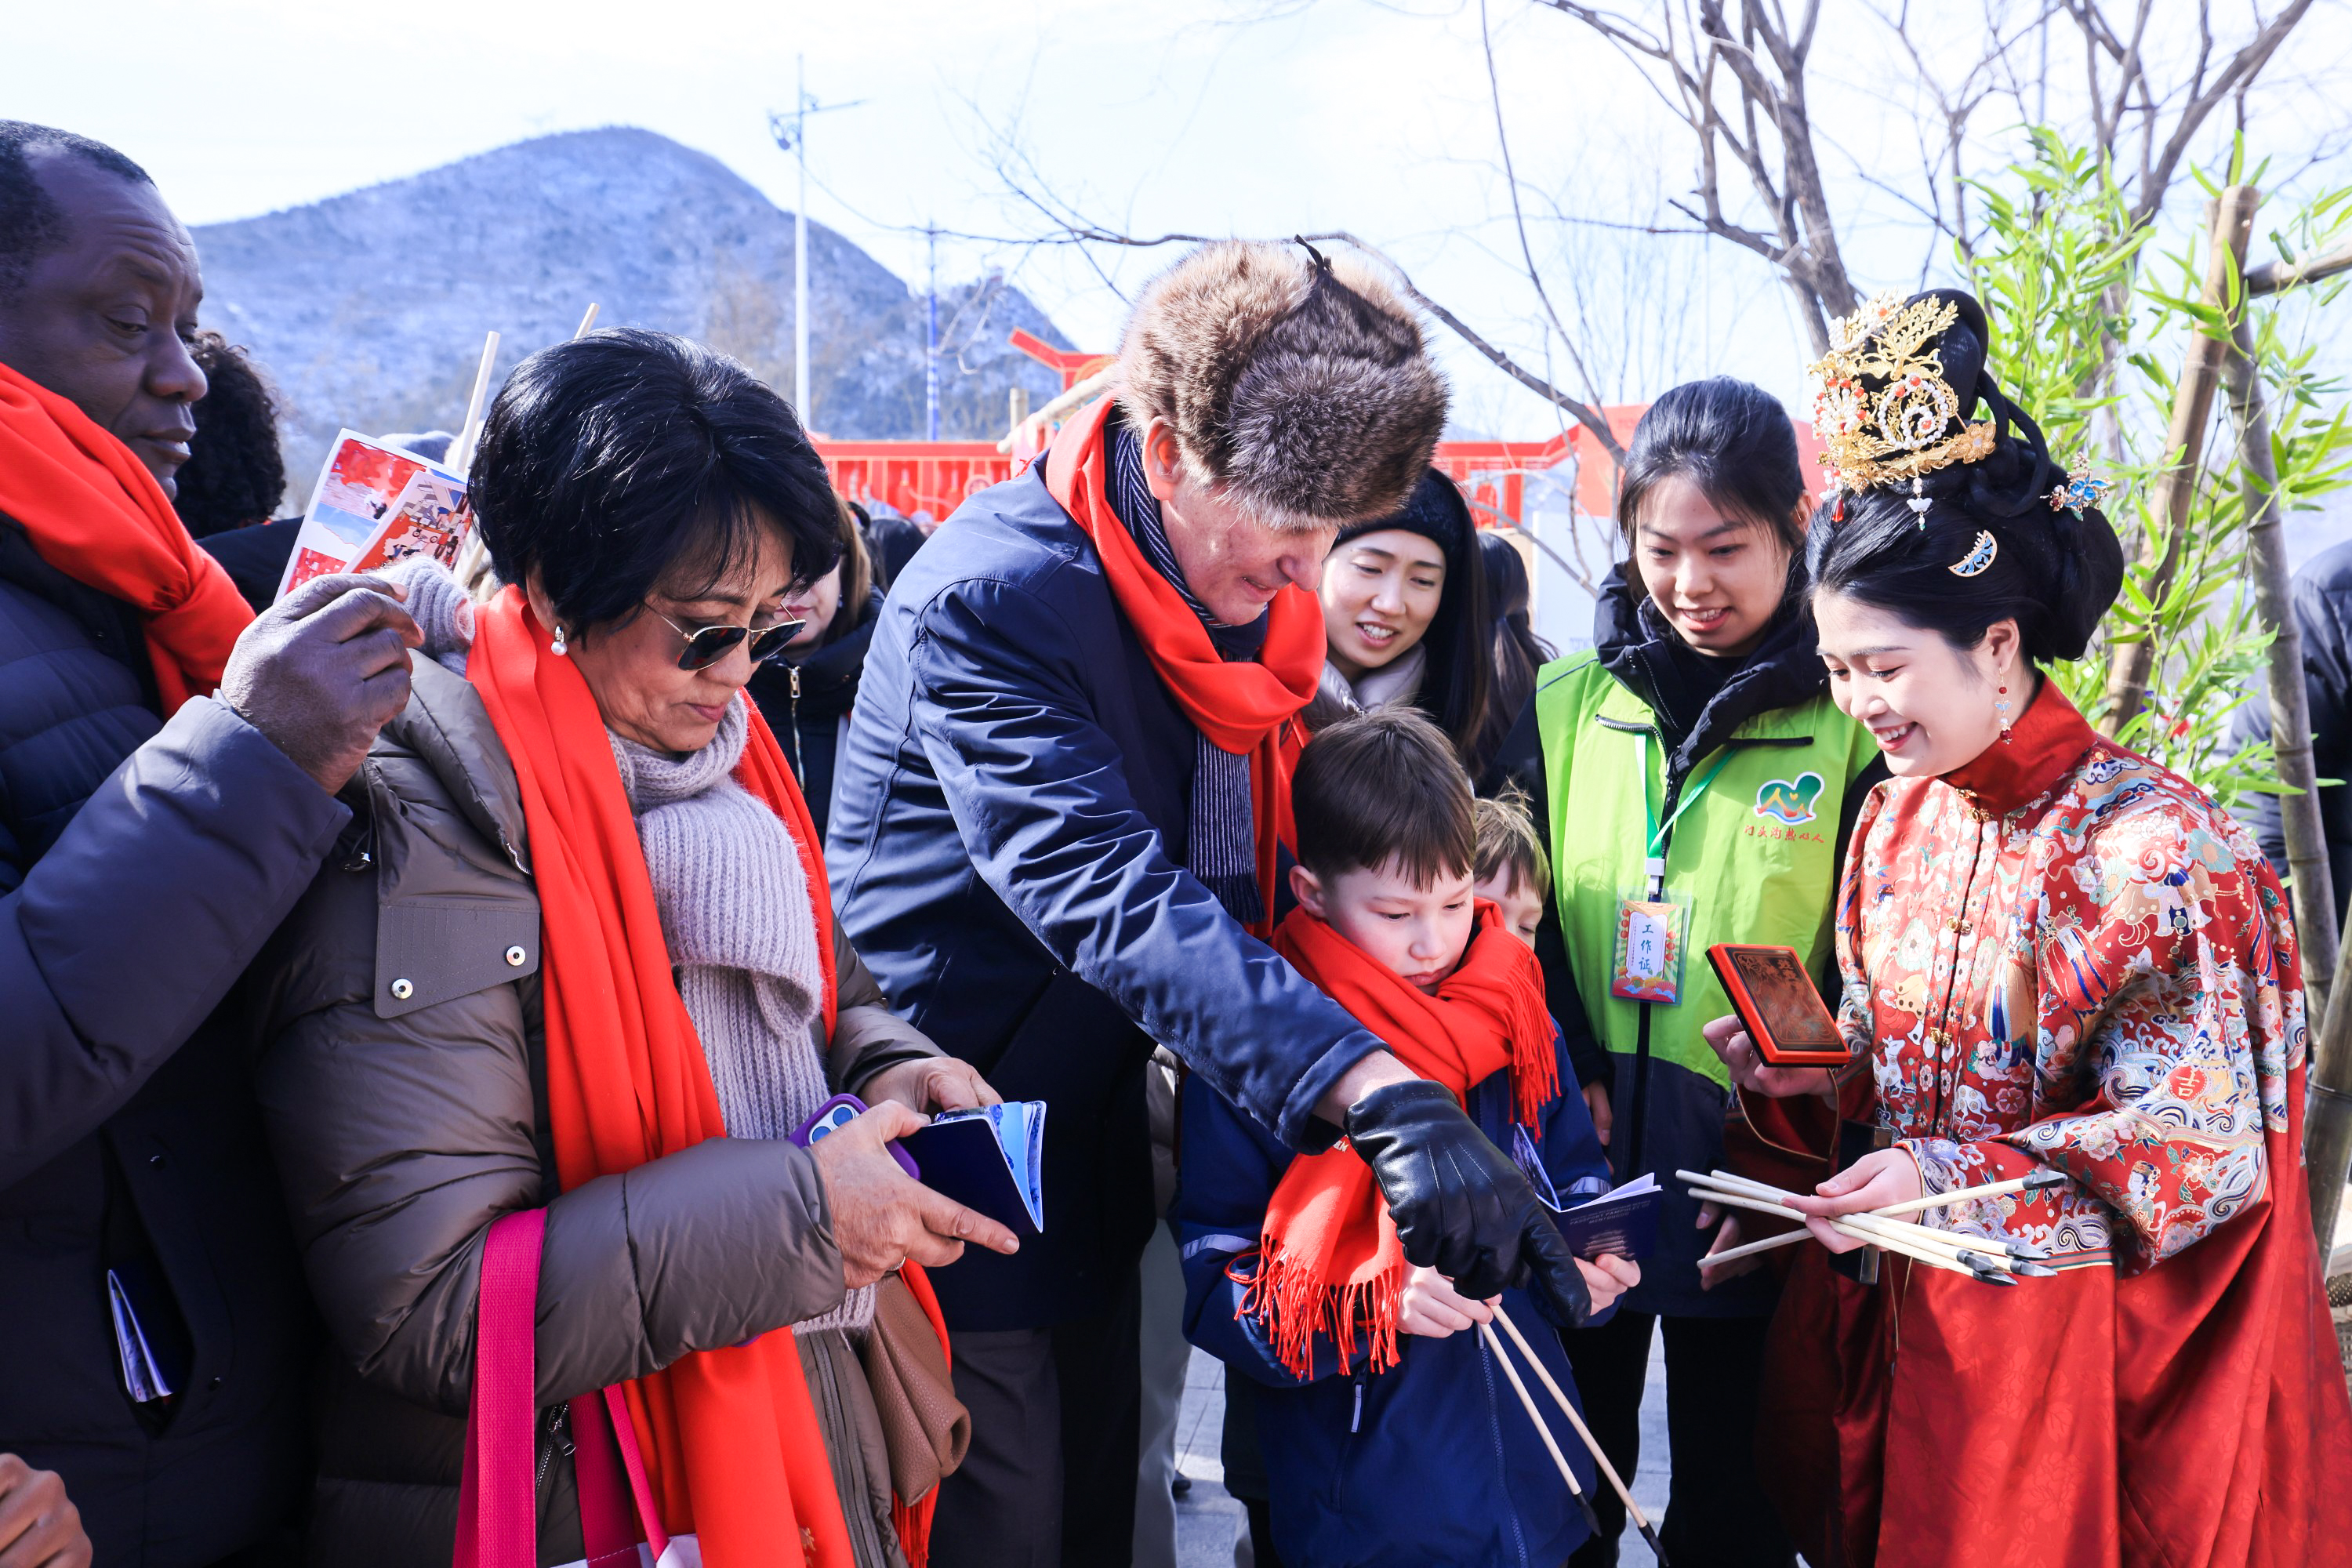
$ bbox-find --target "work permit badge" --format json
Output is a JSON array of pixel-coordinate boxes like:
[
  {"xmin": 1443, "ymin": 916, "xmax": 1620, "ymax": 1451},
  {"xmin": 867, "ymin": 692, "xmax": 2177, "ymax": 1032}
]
[{"xmin": 1610, "ymin": 861, "xmax": 1688, "ymax": 1005}]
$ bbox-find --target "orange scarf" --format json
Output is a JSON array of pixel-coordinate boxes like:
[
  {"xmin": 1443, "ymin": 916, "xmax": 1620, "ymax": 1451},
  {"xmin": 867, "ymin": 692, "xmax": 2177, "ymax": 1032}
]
[
  {"xmin": 1044, "ymin": 397, "xmax": 1323, "ymax": 938},
  {"xmin": 470, "ymin": 586, "xmax": 946, "ymax": 1567},
  {"xmin": 0, "ymin": 361, "xmax": 251, "ymax": 713},
  {"xmin": 1248, "ymin": 904, "xmax": 1557, "ymax": 1380}
]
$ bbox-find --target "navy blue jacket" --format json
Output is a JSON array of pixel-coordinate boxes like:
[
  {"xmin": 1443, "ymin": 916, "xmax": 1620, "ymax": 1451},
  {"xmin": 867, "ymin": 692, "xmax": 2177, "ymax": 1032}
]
[
  {"xmin": 828, "ymin": 460, "xmax": 1385, "ymax": 1329},
  {"xmin": 0, "ymin": 521, "xmax": 348, "ymax": 1566},
  {"xmin": 1177, "ymin": 1016, "xmax": 1610, "ymax": 1568}
]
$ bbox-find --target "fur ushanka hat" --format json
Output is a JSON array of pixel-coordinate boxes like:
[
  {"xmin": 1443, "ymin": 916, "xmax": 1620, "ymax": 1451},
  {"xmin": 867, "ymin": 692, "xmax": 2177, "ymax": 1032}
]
[{"xmin": 1115, "ymin": 241, "xmax": 1449, "ymax": 529}]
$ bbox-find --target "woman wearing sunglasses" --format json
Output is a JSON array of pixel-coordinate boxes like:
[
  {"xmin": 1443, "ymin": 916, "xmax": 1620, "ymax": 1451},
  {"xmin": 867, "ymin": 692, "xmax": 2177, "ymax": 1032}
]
[{"xmin": 249, "ymin": 328, "xmax": 1016, "ymax": 1568}]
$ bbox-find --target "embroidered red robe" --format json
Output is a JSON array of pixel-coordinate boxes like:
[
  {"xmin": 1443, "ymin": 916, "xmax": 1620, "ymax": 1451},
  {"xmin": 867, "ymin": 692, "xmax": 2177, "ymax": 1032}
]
[{"xmin": 1741, "ymin": 678, "xmax": 2352, "ymax": 1567}]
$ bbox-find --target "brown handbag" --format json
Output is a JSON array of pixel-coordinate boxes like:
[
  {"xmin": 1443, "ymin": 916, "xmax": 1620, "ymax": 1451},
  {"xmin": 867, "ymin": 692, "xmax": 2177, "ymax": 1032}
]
[{"xmin": 860, "ymin": 1273, "xmax": 971, "ymax": 1504}]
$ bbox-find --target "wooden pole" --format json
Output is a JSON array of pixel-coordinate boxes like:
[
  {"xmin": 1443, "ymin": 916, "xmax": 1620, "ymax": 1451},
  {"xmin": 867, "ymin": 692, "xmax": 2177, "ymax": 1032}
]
[
  {"xmin": 2246, "ymin": 238, "xmax": 2352, "ymax": 298},
  {"xmin": 2102, "ymin": 188, "xmax": 2260, "ymax": 728},
  {"xmin": 2220, "ymin": 193, "xmax": 2339, "ymax": 1042}
]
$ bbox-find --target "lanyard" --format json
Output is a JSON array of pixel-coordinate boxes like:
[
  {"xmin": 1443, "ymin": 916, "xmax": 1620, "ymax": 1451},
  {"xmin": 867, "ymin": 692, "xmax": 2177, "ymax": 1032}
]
[{"xmin": 1639, "ymin": 731, "xmax": 1735, "ymax": 897}]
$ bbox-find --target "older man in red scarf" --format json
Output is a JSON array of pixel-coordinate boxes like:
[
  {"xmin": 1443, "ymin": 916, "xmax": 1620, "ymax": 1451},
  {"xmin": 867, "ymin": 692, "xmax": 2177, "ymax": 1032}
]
[
  {"xmin": 832, "ymin": 241, "xmax": 1597, "ymax": 1566},
  {"xmin": 0, "ymin": 120, "xmax": 422, "ymax": 1566}
]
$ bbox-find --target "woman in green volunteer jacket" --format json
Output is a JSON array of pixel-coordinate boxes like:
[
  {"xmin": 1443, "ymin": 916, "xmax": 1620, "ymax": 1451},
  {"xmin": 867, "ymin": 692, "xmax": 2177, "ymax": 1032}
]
[{"xmin": 1496, "ymin": 377, "xmax": 1882, "ymax": 1568}]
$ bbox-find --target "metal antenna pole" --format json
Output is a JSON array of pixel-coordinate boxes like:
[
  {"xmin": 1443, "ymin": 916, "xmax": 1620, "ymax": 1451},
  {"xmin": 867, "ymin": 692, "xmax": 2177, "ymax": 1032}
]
[
  {"xmin": 793, "ymin": 54, "xmax": 810, "ymax": 425},
  {"xmin": 765, "ymin": 65, "xmax": 865, "ymax": 434},
  {"xmin": 925, "ymin": 223, "xmax": 940, "ymax": 441}
]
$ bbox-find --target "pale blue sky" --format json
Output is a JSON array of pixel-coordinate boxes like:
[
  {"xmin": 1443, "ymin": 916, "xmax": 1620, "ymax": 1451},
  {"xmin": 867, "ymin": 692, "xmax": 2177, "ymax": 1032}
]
[{"xmin": 10, "ymin": 0, "xmax": 2350, "ymax": 441}]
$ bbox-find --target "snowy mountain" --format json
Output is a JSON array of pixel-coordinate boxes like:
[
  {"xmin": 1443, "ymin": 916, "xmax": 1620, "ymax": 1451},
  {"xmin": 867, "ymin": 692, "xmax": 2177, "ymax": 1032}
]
[{"xmin": 191, "ymin": 127, "xmax": 1076, "ymax": 491}]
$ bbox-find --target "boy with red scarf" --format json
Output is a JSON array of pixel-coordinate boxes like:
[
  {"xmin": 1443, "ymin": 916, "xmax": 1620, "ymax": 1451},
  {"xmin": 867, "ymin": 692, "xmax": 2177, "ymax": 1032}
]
[{"xmin": 1176, "ymin": 710, "xmax": 1639, "ymax": 1568}]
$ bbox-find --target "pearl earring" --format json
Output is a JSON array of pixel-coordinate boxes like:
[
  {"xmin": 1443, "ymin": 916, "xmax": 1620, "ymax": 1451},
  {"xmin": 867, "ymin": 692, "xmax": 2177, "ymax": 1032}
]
[
  {"xmin": 550, "ymin": 624, "xmax": 569, "ymax": 657},
  {"xmin": 1995, "ymin": 684, "xmax": 2013, "ymax": 743}
]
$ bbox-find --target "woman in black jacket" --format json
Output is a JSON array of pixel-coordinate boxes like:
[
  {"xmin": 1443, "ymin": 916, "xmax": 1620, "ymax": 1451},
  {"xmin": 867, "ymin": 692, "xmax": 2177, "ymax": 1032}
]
[{"xmin": 750, "ymin": 493, "xmax": 881, "ymax": 843}]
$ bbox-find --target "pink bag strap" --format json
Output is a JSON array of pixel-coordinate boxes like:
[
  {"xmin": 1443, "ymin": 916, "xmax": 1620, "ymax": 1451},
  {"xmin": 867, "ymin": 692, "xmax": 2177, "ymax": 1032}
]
[
  {"xmin": 455, "ymin": 1209, "xmax": 547, "ymax": 1568},
  {"xmin": 454, "ymin": 1209, "xmax": 670, "ymax": 1568}
]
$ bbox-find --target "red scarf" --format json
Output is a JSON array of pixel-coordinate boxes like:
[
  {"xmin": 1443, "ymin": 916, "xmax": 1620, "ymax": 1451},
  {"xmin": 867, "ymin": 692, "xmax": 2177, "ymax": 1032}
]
[
  {"xmin": 1248, "ymin": 904, "xmax": 1558, "ymax": 1379},
  {"xmin": 469, "ymin": 586, "xmax": 947, "ymax": 1567},
  {"xmin": 0, "ymin": 361, "xmax": 251, "ymax": 713},
  {"xmin": 1044, "ymin": 397, "xmax": 1323, "ymax": 938}
]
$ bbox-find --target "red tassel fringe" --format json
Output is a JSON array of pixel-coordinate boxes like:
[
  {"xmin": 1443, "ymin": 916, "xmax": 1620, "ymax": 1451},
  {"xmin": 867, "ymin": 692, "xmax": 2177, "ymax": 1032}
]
[
  {"xmin": 1240, "ymin": 1235, "xmax": 1404, "ymax": 1383},
  {"xmin": 893, "ymin": 1493, "xmax": 934, "ymax": 1568}
]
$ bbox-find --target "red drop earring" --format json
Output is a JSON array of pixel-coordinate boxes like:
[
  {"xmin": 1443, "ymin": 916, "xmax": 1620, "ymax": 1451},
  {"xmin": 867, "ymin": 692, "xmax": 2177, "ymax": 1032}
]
[{"xmin": 1996, "ymin": 684, "xmax": 2013, "ymax": 743}]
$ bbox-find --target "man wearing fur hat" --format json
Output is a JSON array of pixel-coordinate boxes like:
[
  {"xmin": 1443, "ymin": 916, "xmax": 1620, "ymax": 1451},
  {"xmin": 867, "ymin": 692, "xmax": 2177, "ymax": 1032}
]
[{"xmin": 832, "ymin": 241, "xmax": 1595, "ymax": 1565}]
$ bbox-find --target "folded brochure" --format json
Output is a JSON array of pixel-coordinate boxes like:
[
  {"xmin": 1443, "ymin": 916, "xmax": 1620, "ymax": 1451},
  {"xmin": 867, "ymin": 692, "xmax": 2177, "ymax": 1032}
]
[{"xmin": 899, "ymin": 1102, "xmax": 1047, "ymax": 1238}]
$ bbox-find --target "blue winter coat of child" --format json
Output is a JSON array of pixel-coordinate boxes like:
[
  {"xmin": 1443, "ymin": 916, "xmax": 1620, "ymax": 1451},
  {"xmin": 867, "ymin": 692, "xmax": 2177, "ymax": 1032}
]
[{"xmin": 1177, "ymin": 1031, "xmax": 1614, "ymax": 1568}]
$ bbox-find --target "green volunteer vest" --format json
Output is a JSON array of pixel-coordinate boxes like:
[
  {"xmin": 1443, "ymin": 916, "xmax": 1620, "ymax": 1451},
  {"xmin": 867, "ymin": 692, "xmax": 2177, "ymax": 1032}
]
[{"xmin": 1534, "ymin": 653, "xmax": 1878, "ymax": 1087}]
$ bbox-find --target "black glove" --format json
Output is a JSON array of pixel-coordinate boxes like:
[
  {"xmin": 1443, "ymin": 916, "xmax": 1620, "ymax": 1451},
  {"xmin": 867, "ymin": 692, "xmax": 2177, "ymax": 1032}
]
[{"xmin": 1345, "ymin": 1080, "xmax": 1594, "ymax": 1327}]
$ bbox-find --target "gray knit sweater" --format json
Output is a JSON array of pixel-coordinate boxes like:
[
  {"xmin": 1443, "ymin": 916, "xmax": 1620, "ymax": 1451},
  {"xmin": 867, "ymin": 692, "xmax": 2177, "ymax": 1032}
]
[{"xmin": 610, "ymin": 697, "xmax": 877, "ymax": 1335}]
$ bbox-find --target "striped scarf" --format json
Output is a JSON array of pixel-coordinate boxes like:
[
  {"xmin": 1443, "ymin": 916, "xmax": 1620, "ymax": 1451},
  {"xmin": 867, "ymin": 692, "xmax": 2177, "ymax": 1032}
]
[{"xmin": 1106, "ymin": 422, "xmax": 1270, "ymax": 925}]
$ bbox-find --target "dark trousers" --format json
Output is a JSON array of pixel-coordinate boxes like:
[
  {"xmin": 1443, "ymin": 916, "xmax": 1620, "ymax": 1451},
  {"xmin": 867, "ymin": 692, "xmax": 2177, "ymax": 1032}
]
[
  {"xmin": 931, "ymin": 1275, "xmax": 1142, "ymax": 1568},
  {"xmin": 1564, "ymin": 1310, "xmax": 1795, "ymax": 1568}
]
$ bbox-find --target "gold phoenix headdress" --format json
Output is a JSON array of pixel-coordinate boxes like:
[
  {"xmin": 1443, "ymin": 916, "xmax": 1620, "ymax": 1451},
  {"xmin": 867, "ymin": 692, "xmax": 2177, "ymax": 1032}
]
[{"xmin": 1807, "ymin": 292, "xmax": 1997, "ymax": 494}]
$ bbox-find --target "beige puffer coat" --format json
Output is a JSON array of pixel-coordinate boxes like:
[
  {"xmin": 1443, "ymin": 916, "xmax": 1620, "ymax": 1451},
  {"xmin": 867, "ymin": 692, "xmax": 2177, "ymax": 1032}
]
[{"xmin": 247, "ymin": 657, "xmax": 942, "ymax": 1567}]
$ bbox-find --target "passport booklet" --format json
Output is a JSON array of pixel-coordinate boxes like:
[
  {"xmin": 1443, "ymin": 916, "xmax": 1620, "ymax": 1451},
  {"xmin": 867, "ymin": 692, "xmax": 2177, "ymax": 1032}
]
[
  {"xmin": 1513, "ymin": 1123, "xmax": 1662, "ymax": 1261},
  {"xmin": 900, "ymin": 1102, "xmax": 1047, "ymax": 1239}
]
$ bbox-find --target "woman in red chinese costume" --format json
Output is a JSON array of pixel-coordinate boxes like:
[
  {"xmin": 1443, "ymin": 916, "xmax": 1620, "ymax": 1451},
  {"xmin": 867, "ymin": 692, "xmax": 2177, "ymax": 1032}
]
[{"xmin": 1707, "ymin": 288, "xmax": 2352, "ymax": 1568}]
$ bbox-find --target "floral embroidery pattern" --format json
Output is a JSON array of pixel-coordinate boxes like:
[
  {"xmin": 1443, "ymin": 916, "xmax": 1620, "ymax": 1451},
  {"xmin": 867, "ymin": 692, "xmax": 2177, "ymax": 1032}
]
[{"xmin": 1838, "ymin": 742, "xmax": 2305, "ymax": 1271}]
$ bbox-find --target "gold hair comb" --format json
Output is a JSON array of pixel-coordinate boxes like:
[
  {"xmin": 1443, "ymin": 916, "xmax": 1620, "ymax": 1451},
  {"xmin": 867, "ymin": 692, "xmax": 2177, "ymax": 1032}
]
[{"xmin": 1809, "ymin": 292, "xmax": 1996, "ymax": 506}]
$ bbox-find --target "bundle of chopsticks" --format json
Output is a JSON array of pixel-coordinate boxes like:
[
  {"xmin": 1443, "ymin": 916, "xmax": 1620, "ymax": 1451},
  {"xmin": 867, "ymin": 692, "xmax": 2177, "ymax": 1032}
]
[
  {"xmin": 1678, "ymin": 1167, "xmax": 2068, "ymax": 1283},
  {"xmin": 1478, "ymin": 1304, "xmax": 1670, "ymax": 1564}
]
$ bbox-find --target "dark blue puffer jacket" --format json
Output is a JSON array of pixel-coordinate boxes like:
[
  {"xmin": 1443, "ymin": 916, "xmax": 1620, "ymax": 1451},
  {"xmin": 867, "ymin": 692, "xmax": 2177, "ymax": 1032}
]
[
  {"xmin": 1176, "ymin": 1022, "xmax": 1613, "ymax": 1568},
  {"xmin": 827, "ymin": 457, "xmax": 1387, "ymax": 1330},
  {"xmin": 0, "ymin": 519, "xmax": 349, "ymax": 1566}
]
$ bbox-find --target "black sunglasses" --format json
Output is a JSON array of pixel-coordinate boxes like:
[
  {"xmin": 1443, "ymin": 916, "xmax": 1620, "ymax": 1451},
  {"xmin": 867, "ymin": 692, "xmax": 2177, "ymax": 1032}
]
[{"xmin": 646, "ymin": 607, "xmax": 808, "ymax": 671}]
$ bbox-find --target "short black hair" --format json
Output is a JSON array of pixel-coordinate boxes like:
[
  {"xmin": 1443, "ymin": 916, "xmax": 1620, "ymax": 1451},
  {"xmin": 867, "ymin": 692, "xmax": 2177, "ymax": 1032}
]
[
  {"xmin": 1294, "ymin": 708, "xmax": 1475, "ymax": 889},
  {"xmin": 1617, "ymin": 377, "xmax": 1808, "ymax": 556},
  {"xmin": 175, "ymin": 332, "xmax": 286, "ymax": 536},
  {"xmin": 0, "ymin": 122, "xmax": 153, "ymax": 299},
  {"xmin": 471, "ymin": 328, "xmax": 842, "ymax": 631}
]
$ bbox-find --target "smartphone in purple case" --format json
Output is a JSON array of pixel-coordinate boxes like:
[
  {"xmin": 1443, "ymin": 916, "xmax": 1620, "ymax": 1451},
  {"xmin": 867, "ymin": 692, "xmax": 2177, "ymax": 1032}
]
[{"xmin": 789, "ymin": 1093, "xmax": 920, "ymax": 1179}]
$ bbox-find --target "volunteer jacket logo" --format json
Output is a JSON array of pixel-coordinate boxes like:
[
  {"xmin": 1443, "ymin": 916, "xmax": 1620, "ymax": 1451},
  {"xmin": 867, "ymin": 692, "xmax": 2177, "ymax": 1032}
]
[{"xmin": 1755, "ymin": 772, "xmax": 1824, "ymax": 826}]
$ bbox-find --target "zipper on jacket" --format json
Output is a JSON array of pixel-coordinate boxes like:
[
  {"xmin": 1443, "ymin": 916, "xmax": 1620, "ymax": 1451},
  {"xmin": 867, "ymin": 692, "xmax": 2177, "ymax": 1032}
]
[
  {"xmin": 536, "ymin": 1400, "xmax": 572, "ymax": 1497},
  {"xmin": 1349, "ymin": 1363, "xmax": 1369, "ymax": 1433},
  {"xmin": 786, "ymin": 664, "xmax": 808, "ymax": 786}
]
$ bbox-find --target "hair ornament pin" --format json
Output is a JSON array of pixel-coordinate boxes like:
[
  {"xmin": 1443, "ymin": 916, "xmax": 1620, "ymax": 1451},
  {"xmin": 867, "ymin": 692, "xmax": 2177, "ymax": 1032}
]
[
  {"xmin": 1948, "ymin": 530, "xmax": 1998, "ymax": 578},
  {"xmin": 1907, "ymin": 476, "xmax": 1931, "ymax": 528},
  {"xmin": 2046, "ymin": 470, "xmax": 2111, "ymax": 514}
]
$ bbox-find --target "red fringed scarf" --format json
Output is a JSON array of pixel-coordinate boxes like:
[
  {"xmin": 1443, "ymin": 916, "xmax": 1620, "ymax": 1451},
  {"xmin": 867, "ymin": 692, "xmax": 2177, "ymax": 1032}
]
[
  {"xmin": 0, "ymin": 361, "xmax": 251, "ymax": 713},
  {"xmin": 1248, "ymin": 903, "xmax": 1558, "ymax": 1379},
  {"xmin": 470, "ymin": 586, "xmax": 945, "ymax": 1566},
  {"xmin": 1044, "ymin": 396, "xmax": 1323, "ymax": 939}
]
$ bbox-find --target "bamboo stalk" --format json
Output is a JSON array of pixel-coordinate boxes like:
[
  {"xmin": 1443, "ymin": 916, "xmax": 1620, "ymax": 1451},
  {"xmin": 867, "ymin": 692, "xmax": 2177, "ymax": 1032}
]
[
  {"xmin": 2245, "ymin": 238, "xmax": 2352, "ymax": 297},
  {"xmin": 2218, "ymin": 202, "xmax": 2342, "ymax": 1058},
  {"xmin": 1488, "ymin": 1308, "xmax": 1668, "ymax": 1564},
  {"xmin": 2102, "ymin": 187, "xmax": 2260, "ymax": 730}
]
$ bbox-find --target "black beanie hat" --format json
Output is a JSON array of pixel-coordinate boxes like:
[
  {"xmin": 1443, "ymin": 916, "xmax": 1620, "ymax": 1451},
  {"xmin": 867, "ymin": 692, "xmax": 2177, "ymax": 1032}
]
[{"xmin": 1335, "ymin": 466, "xmax": 1471, "ymax": 562}]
